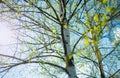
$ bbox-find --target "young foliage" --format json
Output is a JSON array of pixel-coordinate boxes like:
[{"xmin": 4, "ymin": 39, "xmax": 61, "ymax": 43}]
[{"xmin": 0, "ymin": 0, "xmax": 120, "ymax": 78}]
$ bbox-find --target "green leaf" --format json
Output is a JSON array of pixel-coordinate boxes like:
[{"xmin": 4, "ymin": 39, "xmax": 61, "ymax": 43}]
[
  {"xmin": 63, "ymin": 24, "xmax": 67, "ymax": 29},
  {"xmin": 102, "ymin": 0, "xmax": 107, "ymax": 4},
  {"xmin": 85, "ymin": 19, "xmax": 90, "ymax": 26},
  {"xmin": 52, "ymin": 29, "xmax": 56, "ymax": 34},
  {"xmin": 52, "ymin": 29, "xmax": 57, "ymax": 37},
  {"xmin": 73, "ymin": 3, "xmax": 77, "ymax": 8},
  {"xmin": 28, "ymin": 56, "xmax": 31, "ymax": 61},
  {"xmin": 6, "ymin": 63, "xmax": 11, "ymax": 67},
  {"xmin": 69, "ymin": 54, "xmax": 73, "ymax": 59},
  {"xmin": 84, "ymin": 37, "xmax": 89, "ymax": 46},
  {"xmin": 101, "ymin": 20, "xmax": 107, "ymax": 26},
  {"xmin": 106, "ymin": 6, "xmax": 112, "ymax": 12},
  {"xmin": 94, "ymin": 14, "xmax": 99, "ymax": 23},
  {"xmin": 94, "ymin": 25, "xmax": 100, "ymax": 31},
  {"xmin": 77, "ymin": 50, "xmax": 82, "ymax": 56}
]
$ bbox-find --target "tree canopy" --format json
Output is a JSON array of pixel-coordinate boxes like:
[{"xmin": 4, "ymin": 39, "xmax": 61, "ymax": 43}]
[{"xmin": 0, "ymin": 0, "xmax": 120, "ymax": 78}]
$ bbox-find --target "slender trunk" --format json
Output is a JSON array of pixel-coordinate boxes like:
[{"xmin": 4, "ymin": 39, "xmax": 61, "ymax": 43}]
[
  {"xmin": 91, "ymin": 32, "xmax": 105, "ymax": 78},
  {"xmin": 94, "ymin": 46, "xmax": 105, "ymax": 78},
  {"xmin": 59, "ymin": 1, "xmax": 78, "ymax": 77},
  {"xmin": 99, "ymin": 63, "xmax": 105, "ymax": 78},
  {"xmin": 95, "ymin": 43, "xmax": 105, "ymax": 78},
  {"xmin": 62, "ymin": 23, "xmax": 78, "ymax": 78},
  {"xmin": 67, "ymin": 63, "xmax": 78, "ymax": 78}
]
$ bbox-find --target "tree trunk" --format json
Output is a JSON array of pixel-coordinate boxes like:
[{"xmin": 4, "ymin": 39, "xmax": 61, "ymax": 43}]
[
  {"xmin": 99, "ymin": 63, "xmax": 105, "ymax": 78},
  {"xmin": 62, "ymin": 23, "xmax": 78, "ymax": 78},
  {"xmin": 59, "ymin": 1, "xmax": 78, "ymax": 77},
  {"xmin": 67, "ymin": 64, "xmax": 78, "ymax": 78},
  {"xmin": 91, "ymin": 32, "xmax": 105, "ymax": 78},
  {"xmin": 95, "ymin": 47, "xmax": 105, "ymax": 78}
]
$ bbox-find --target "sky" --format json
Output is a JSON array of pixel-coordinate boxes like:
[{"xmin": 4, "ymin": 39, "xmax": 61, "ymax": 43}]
[
  {"xmin": 0, "ymin": 21, "xmax": 17, "ymax": 56},
  {"xmin": 0, "ymin": 21, "xmax": 37, "ymax": 78}
]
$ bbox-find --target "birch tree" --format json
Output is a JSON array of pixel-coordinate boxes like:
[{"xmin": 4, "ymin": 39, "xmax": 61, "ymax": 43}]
[{"xmin": 0, "ymin": 0, "xmax": 120, "ymax": 78}]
